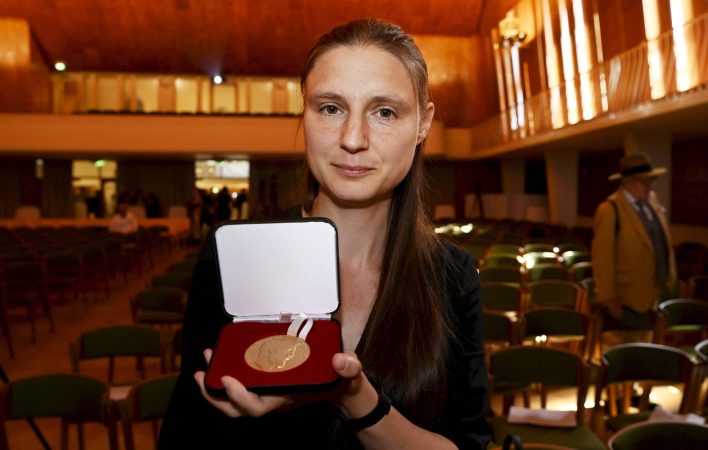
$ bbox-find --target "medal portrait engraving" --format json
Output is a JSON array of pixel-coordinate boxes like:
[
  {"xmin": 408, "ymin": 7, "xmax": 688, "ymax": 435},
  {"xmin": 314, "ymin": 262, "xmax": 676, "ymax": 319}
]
[{"xmin": 244, "ymin": 334, "xmax": 311, "ymax": 372}]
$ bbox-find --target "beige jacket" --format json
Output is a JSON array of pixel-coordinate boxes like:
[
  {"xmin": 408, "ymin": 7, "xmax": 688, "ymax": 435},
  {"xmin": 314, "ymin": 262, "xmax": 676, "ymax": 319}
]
[{"xmin": 591, "ymin": 190, "xmax": 677, "ymax": 312}]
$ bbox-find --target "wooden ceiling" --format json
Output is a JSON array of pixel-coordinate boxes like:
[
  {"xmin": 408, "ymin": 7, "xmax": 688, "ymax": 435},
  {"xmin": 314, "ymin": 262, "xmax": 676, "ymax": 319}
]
[{"xmin": 0, "ymin": 0, "xmax": 516, "ymax": 76}]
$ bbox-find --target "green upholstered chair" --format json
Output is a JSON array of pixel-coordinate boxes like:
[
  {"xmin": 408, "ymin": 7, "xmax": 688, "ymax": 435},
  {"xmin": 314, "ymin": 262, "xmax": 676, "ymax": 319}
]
[
  {"xmin": 655, "ymin": 298, "xmax": 708, "ymax": 350},
  {"xmin": 149, "ymin": 272, "xmax": 192, "ymax": 293},
  {"xmin": 0, "ymin": 261, "xmax": 54, "ymax": 344},
  {"xmin": 570, "ymin": 262, "xmax": 593, "ymax": 282},
  {"xmin": 485, "ymin": 254, "xmax": 524, "ymax": 269},
  {"xmin": 131, "ymin": 287, "xmax": 187, "ymax": 328},
  {"xmin": 523, "ymin": 252, "xmax": 561, "ymax": 269},
  {"xmin": 117, "ymin": 373, "xmax": 178, "ymax": 450},
  {"xmin": 521, "ymin": 308, "xmax": 592, "ymax": 361},
  {"xmin": 593, "ymin": 343, "xmax": 700, "ymax": 433},
  {"xmin": 527, "ymin": 265, "xmax": 570, "ymax": 282},
  {"xmin": 561, "ymin": 251, "xmax": 591, "ymax": 268},
  {"xmin": 488, "ymin": 244, "xmax": 524, "ymax": 256},
  {"xmin": 607, "ymin": 421, "xmax": 708, "ymax": 450},
  {"xmin": 528, "ymin": 280, "xmax": 581, "ymax": 310},
  {"xmin": 0, "ymin": 374, "xmax": 118, "ymax": 450},
  {"xmin": 482, "ymin": 282, "xmax": 524, "ymax": 315},
  {"xmin": 480, "ymin": 267, "xmax": 523, "ymax": 284},
  {"xmin": 523, "ymin": 243, "xmax": 557, "ymax": 254},
  {"xmin": 70, "ymin": 325, "xmax": 166, "ymax": 385},
  {"xmin": 488, "ymin": 346, "xmax": 606, "ymax": 450}
]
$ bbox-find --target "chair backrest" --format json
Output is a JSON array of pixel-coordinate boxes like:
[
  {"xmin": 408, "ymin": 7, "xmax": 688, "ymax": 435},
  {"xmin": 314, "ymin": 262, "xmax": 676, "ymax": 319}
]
[
  {"xmin": 570, "ymin": 262, "xmax": 593, "ymax": 282},
  {"xmin": 168, "ymin": 259, "xmax": 195, "ymax": 273},
  {"xmin": 488, "ymin": 244, "xmax": 523, "ymax": 256},
  {"xmin": 521, "ymin": 308, "xmax": 591, "ymax": 358},
  {"xmin": 561, "ymin": 251, "xmax": 591, "ymax": 267},
  {"xmin": 134, "ymin": 287, "xmax": 187, "ymax": 314},
  {"xmin": 132, "ymin": 287, "xmax": 188, "ymax": 326},
  {"xmin": 489, "ymin": 346, "xmax": 589, "ymax": 424},
  {"xmin": 607, "ymin": 421, "xmax": 708, "ymax": 450},
  {"xmin": 119, "ymin": 373, "xmax": 178, "ymax": 450},
  {"xmin": 483, "ymin": 310, "xmax": 517, "ymax": 344},
  {"xmin": 528, "ymin": 280, "xmax": 580, "ymax": 309},
  {"xmin": 527, "ymin": 264, "xmax": 570, "ymax": 282},
  {"xmin": 70, "ymin": 325, "xmax": 165, "ymax": 383},
  {"xmin": 480, "ymin": 267, "xmax": 523, "ymax": 284},
  {"xmin": 123, "ymin": 373, "xmax": 178, "ymax": 422},
  {"xmin": 523, "ymin": 243, "xmax": 556, "ymax": 254},
  {"xmin": 556, "ymin": 242, "xmax": 588, "ymax": 254},
  {"xmin": 150, "ymin": 272, "xmax": 192, "ymax": 292},
  {"xmin": 656, "ymin": 298, "xmax": 708, "ymax": 343},
  {"xmin": 485, "ymin": 253, "xmax": 523, "ymax": 268},
  {"xmin": 0, "ymin": 374, "xmax": 116, "ymax": 449},
  {"xmin": 482, "ymin": 282, "xmax": 523, "ymax": 313},
  {"xmin": 598, "ymin": 343, "xmax": 699, "ymax": 415},
  {"xmin": 523, "ymin": 252, "xmax": 560, "ymax": 268}
]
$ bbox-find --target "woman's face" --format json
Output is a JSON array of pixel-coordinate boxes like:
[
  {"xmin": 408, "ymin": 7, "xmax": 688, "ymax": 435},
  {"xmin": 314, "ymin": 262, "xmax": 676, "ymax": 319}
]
[{"xmin": 303, "ymin": 45, "xmax": 434, "ymax": 208}]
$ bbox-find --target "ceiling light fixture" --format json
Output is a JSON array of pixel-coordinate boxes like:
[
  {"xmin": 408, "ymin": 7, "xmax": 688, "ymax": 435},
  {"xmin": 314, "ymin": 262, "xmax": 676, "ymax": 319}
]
[
  {"xmin": 212, "ymin": 75, "xmax": 224, "ymax": 85},
  {"xmin": 54, "ymin": 61, "xmax": 67, "ymax": 71}
]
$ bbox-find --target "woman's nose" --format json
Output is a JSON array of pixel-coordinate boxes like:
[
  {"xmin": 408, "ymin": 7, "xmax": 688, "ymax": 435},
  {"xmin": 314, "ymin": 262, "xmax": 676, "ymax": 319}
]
[{"xmin": 339, "ymin": 114, "xmax": 369, "ymax": 153}]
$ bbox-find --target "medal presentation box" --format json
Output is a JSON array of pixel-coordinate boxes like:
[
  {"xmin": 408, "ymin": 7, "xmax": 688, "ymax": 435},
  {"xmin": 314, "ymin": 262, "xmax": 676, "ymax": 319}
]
[{"xmin": 205, "ymin": 219, "xmax": 343, "ymax": 395}]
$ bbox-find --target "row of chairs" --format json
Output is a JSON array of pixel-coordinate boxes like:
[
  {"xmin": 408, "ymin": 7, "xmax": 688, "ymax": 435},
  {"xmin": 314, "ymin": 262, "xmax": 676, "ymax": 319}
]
[
  {"xmin": 0, "ymin": 251, "xmax": 200, "ymax": 449},
  {"xmin": 0, "ymin": 228, "xmax": 177, "ymax": 358},
  {"xmin": 487, "ymin": 341, "xmax": 708, "ymax": 450},
  {"xmin": 484, "ymin": 298, "xmax": 708, "ymax": 363},
  {"xmin": 0, "ymin": 371, "xmax": 178, "ymax": 450},
  {"xmin": 481, "ymin": 280, "xmax": 591, "ymax": 315}
]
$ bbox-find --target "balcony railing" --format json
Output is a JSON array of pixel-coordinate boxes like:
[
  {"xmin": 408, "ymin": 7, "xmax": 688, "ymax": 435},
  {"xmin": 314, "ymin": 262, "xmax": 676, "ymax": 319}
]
[{"xmin": 471, "ymin": 11, "xmax": 708, "ymax": 152}]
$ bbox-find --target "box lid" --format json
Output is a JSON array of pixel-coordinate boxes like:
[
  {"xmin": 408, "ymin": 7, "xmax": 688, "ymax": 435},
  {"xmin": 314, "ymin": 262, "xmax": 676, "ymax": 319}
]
[{"xmin": 214, "ymin": 219, "xmax": 340, "ymax": 321}]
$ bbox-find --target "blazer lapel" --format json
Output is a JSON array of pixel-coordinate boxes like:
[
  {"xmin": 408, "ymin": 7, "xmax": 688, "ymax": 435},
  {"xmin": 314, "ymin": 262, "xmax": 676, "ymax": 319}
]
[{"xmin": 616, "ymin": 192, "xmax": 654, "ymax": 253}]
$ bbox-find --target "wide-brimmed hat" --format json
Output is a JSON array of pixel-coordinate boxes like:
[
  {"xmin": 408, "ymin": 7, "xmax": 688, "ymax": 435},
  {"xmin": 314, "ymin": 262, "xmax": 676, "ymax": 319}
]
[{"xmin": 608, "ymin": 152, "xmax": 667, "ymax": 180}]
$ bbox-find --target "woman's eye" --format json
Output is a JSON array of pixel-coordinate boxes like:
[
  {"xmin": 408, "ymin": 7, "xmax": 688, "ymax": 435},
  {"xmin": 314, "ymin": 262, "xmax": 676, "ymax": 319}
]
[
  {"xmin": 322, "ymin": 105, "xmax": 340, "ymax": 115},
  {"xmin": 377, "ymin": 108, "xmax": 395, "ymax": 119}
]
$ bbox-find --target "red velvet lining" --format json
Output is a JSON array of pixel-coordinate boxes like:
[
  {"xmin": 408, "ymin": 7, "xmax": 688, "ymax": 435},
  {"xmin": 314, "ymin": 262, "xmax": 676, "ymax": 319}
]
[{"xmin": 205, "ymin": 320, "xmax": 342, "ymax": 393}]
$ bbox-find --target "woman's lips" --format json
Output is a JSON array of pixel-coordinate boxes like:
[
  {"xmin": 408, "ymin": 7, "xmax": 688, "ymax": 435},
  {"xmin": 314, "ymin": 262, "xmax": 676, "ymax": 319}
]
[{"xmin": 333, "ymin": 164, "xmax": 373, "ymax": 177}]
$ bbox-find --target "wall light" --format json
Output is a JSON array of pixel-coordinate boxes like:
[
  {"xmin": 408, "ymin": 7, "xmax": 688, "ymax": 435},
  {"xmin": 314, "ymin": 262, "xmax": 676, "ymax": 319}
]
[
  {"xmin": 212, "ymin": 75, "xmax": 224, "ymax": 85},
  {"xmin": 54, "ymin": 61, "xmax": 66, "ymax": 71}
]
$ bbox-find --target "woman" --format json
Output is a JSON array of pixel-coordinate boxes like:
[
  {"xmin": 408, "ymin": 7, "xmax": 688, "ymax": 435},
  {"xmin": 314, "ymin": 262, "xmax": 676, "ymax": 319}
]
[{"xmin": 159, "ymin": 18, "xmax": 490, "ymax": 449}]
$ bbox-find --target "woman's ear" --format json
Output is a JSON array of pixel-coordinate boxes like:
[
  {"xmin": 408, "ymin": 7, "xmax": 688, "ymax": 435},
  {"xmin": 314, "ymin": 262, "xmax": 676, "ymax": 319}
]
[{"xmin": 417, "ymin": 102, "xmax": 435, "ymax": 144}]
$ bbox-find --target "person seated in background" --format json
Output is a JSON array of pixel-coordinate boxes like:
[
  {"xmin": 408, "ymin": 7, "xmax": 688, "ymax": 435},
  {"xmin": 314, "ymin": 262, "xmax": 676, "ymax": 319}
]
[{"xmin": 109, "ymin": 201, "xmax": 139, "ymax": 234}]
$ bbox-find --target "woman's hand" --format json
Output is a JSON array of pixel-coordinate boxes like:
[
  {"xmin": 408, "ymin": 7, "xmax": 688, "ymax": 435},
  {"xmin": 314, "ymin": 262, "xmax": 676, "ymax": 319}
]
[
  {"xmin": 193, "ymin": 349, "xmax": 294, "ymax": 417},
  {"xmin": 193, "ymin": 349, "xmax": 377, "ymax": 418}
]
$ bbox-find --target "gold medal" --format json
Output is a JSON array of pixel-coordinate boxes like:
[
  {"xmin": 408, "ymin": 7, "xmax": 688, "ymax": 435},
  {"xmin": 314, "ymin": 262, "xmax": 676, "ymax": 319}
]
[{"xmin": 244, "ymin": 334, "xmax": 311, "ymax": 372}]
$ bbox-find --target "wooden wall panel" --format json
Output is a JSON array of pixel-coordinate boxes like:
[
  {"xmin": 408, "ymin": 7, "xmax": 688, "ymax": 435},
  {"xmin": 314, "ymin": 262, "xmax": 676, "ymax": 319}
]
[
  {"xmin": 672, "ymin": 136, "xmax": 708, "ymax": 226},
  {"xmin": 0, "ymin": 18, "xmax": 52, "ymax": 112},
  {"xmin": 416, "ymin": 35, "xmax": 499, "ymax": 127},
  {"xmin": 577, "ymin": 149, "xmax": 623, "ymax": 217}
]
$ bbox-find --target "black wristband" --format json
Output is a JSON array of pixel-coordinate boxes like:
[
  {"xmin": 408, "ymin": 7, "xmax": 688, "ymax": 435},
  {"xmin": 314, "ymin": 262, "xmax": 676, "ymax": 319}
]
[{"xmin": 339, "ymin": 385, "xmax": 392, "ymax": 432}]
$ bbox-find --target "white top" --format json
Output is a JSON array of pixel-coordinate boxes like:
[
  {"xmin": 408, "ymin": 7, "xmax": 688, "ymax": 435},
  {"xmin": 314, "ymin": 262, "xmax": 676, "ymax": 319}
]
[{"xmin": 109, "ymin": 212, "xmax": 138, "ymax": 234}]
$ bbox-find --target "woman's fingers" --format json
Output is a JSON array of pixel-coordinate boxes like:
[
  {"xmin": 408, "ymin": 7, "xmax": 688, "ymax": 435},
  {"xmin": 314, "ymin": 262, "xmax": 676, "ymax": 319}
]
[
  {"xmin": 332, "ymin": 351, "xmax": 363, "ymax": 379},
  {"xmin": 221, "ymin": 376, "xmax": 293, "ymax": 417},
  {"xmin": 203, "ymin": 348, "xmax": 213, "ymax": 364},
  {"xmin": 193, "ymin": 370, "xmax": 244, "ymax": 417}
]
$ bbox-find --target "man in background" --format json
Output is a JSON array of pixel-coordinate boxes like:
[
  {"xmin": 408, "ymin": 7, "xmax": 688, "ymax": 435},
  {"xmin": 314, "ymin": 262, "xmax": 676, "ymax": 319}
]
[{"xmin": 591, "ymin": 152, "xmax": 677, "ymax": 332}]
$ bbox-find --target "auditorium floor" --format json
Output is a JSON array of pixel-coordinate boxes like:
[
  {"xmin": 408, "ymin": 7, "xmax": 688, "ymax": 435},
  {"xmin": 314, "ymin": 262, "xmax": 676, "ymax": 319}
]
[{"xmin": 1, "ymin": 243, "xmax": 195, "ymax": 450}]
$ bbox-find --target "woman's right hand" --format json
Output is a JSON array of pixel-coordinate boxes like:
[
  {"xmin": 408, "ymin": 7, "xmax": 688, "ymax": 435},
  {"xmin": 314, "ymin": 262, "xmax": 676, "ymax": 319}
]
[{"xmin": 193, "ymin": 348, "xmax": 294, "ymax": 417}]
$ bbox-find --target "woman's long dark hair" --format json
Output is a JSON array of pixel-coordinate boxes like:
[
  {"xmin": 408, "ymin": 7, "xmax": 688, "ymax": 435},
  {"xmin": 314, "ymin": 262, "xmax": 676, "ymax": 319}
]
[{"xmin": 300, "ymin": 19, "xmax": 450, "ymax": 421}]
